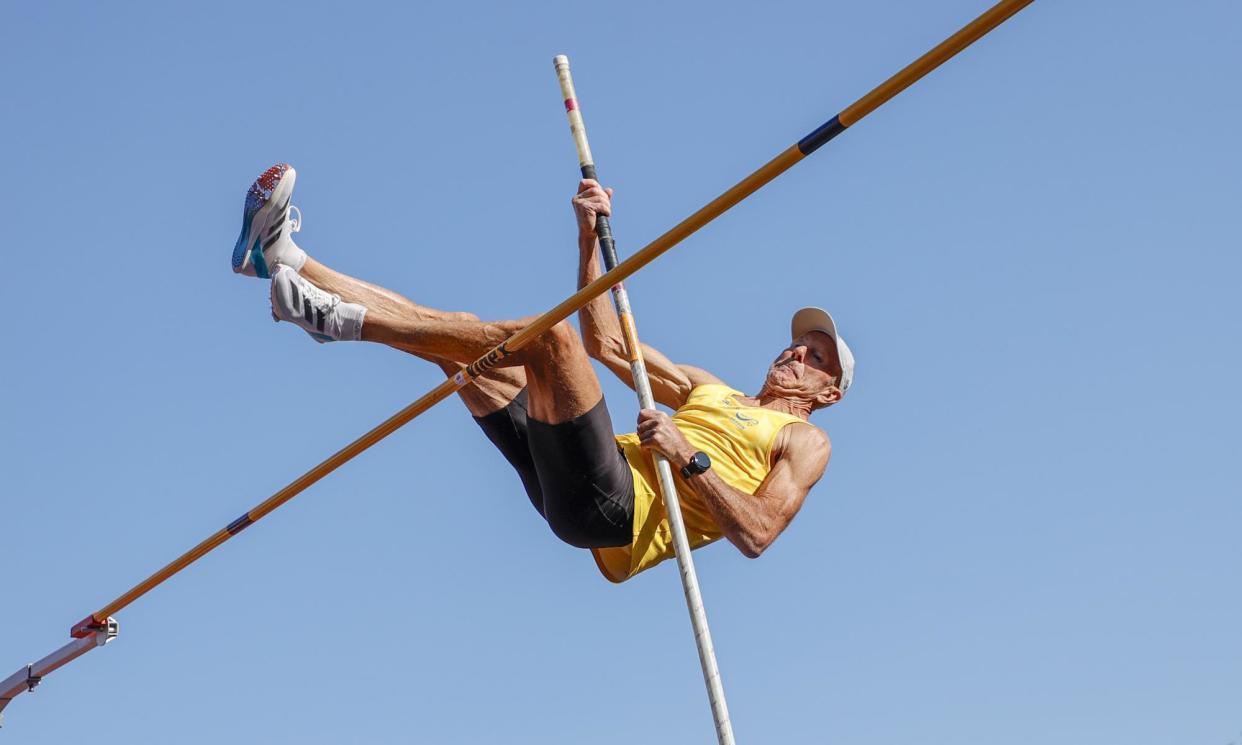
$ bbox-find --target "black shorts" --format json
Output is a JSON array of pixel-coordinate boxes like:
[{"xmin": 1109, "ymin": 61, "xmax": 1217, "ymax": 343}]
[{"xmin": 473, "ymin": 389, "xmax": 635, "ymax": 549}]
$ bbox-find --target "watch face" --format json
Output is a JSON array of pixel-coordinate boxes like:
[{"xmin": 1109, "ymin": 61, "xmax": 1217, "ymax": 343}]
[{"xmin": 682, "ymin": 452, "xmax": 710, "ymax": 478}]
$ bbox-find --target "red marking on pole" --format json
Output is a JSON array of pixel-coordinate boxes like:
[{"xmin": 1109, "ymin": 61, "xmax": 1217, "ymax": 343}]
[{"xmin": 564, "ymin": 98, "xmax": 577, "ymax": 112}]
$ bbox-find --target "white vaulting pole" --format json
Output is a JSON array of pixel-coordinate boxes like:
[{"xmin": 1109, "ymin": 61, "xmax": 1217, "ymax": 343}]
[{"xmin": 553, "ymin": 55, "xmax": 737, "ymax": 745}]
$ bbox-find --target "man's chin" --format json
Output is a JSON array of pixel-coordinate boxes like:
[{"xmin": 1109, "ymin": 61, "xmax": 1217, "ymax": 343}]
[{"xmin": 762, "ymin": 372, "xmax": 796, "ymax": 395}]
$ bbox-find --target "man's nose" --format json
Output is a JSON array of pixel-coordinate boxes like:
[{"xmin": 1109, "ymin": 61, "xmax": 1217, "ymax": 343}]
[{"xmin": 790, "ymin": 345, "xmax": 807, "ymax": 362}]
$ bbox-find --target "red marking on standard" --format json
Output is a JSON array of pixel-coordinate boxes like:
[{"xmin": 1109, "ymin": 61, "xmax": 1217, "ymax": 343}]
[
  {"xmin": 564, "ymin": 98, "xmax": 577, "ymax": 112},
  {"xmin": 70, "ymin": 614, "xmax": 99, "ymax": 638}
]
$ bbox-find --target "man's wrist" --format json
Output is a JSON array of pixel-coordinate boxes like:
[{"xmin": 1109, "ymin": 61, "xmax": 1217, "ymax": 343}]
[{"xmin": 658, "ymin": 447, "xmax": 698, "ymax": 470}]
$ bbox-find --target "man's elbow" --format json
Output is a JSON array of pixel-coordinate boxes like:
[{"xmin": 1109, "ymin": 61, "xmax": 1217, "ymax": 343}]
[
  {"xmin": 580, "ymin": 332, "xmax": 603, "ymax": 359},
  {"xmin": 734, "ymin": 530, "xmax": 774, "ymax": 559},
  {"xmin": 585, "ymin": 336, "xmax": 625, "ymax": 367}
]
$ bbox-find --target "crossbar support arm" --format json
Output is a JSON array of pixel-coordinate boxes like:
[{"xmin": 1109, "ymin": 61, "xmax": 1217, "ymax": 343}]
[{"xmin": 0, "ymin": 619, "xmax": 118, "ymax": 727}]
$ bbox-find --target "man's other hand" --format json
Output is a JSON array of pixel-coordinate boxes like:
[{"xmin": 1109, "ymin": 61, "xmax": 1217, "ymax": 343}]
[{"xmin": 636, "ymin": 409, "xmax": 694, "ymax": 465}]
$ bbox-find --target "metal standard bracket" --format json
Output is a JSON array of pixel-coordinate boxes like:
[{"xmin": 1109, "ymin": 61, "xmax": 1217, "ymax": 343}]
[
  {"xmin": 22, "ymin": 666, "xmax": 40, "ymax": 693},
  {"xmin": 0, "ymin": 618, "xmax": 118, "ymax": 727}
]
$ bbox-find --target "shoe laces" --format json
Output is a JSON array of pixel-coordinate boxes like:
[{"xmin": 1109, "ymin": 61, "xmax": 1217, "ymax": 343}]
[{"xmin": 288, "ymin": 205, "xmax": 302, "ymax": 234}]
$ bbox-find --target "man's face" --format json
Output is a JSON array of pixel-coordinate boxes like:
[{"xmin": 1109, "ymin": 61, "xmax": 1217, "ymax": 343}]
[{"xmin": 762, "ymin": 330, "xmax": 843, "ymax": 404}]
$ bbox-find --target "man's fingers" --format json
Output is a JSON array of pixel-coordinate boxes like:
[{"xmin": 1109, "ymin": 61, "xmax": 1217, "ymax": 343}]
[
  {"xmin": 573, "ymin": 194, "xmax": 609, "ymax": 211},
  {"xmin": 576, "ymin": 181, "xmax": 613, "ymax": 202}
]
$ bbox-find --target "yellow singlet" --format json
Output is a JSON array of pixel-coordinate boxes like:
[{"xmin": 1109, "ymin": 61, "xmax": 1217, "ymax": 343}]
[{"xmin": 592, "ymin": 383, "xmax": 807, "ymax": 582}]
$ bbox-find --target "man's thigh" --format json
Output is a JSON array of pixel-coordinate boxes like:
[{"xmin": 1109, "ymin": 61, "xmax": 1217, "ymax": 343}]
[
  {"xmin": 526, "ymin": 396, "xmax": 634, "ymax": 549},
  {"xmin": 471, "ymin": 387, "xmax": 634, "ymax": 550},
  {"xmin": 471, "ymin": 388, "xmax": 544, "ymax": 516},
  {"xmin": 520, "ymin": 320, "xmax": 604, "ymax": 425}
]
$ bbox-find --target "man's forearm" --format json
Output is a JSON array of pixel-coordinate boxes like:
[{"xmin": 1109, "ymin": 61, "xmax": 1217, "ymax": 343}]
[
  {"xmin": 663, "ymin": 439, "xmax": 773, "ymax": 557},
  {"xmin": 683, "ymin": 468, "xmax": 774, "ymax": 558},
  {"xmin": 576, "ymin": 232, "xmax": 626, "ymax": 361}
]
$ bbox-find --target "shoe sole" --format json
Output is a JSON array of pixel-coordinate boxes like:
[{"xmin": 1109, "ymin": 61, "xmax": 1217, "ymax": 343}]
[{"xmin": 232, "ymin": 164, "xmax": 296, "ymax": 278}]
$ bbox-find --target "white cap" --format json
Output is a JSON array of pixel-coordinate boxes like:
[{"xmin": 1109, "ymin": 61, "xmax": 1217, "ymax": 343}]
[{"xmin": 790, "ymin": 307, "xmax": 855, "ymax": 394}]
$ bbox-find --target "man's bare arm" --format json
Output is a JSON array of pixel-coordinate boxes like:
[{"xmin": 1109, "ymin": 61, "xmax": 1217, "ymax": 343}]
[
  {"xmin": 573, "ymin": 180, "xmax": 722, "ymax": 409},
  {"xmin": 638, "ymin": 412, "xmax": 831, "ymax": 557}
]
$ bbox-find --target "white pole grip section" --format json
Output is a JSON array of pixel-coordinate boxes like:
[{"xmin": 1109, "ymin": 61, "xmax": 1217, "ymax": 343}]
[{"xmin": 553, "ymin": 55, "xmax": 595, "ymax": 168}]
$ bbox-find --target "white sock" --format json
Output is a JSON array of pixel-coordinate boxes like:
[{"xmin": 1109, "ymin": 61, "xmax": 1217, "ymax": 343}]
[{"xmin": 335, "ymin": 303, "xmax": 366, "ymax": 341}]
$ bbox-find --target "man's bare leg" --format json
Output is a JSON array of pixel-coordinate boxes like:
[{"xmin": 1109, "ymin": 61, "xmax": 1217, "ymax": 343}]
[
  {"xmin": 297, "ymin": 257, "xmax": 602, "ymax": 424},
  {"xmin": 298, "ymin": 257, "xmax": 524, "ymax": 417}
]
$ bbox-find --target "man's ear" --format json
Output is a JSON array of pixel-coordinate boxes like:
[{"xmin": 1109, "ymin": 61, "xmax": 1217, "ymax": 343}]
[{"xmin": 813, "ymin": 386, "xmax": 843, "ymax": 409}]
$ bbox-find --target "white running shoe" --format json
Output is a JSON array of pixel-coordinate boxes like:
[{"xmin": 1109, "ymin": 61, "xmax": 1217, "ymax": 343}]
[
  {"xmin": 232, "ymin": 164, "xmax": 308, "ymax": 278},
  {"xmin": 270, "ymin": 265, "xmax": 366, "ymax": 343}
]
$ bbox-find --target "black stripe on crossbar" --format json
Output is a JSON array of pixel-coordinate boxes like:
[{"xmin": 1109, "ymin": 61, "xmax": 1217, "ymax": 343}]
[
  {"xmin": 797, "ymin": 115, "xmax": 846, "ymax": 156},
  {"xmin": 226, "ymin": 514, "xmax": 254, "ymax": 535}
]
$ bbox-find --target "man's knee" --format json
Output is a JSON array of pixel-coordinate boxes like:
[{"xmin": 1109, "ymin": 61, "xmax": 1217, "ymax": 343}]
[
  {"xmin": 534, "ymin": 319, "xmax": 583, "ymax": 355},
  {"xmin": 520, "ymin": 321, "xmax": 591, "ymax": 377}
]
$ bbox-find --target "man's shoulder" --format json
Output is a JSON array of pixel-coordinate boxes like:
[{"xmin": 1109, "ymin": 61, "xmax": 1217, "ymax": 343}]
[
  {"xmin": 776, "ymin": 421, "xmax": 831, "ymax": 462},
  {"xmin": 679, "ymin": 366, "xmax": 729, "ymax": 391}
]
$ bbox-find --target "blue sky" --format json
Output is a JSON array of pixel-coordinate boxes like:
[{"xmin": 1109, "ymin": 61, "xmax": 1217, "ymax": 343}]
[{"xmin": 2, "ymin": 1, "xmax": 1239, "ymax": 743}]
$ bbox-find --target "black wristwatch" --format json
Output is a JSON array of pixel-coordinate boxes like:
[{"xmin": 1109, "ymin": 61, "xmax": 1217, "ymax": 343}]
[{"xmin": 680, "ymin": 451, "xmax": 711, "ymax": 479}]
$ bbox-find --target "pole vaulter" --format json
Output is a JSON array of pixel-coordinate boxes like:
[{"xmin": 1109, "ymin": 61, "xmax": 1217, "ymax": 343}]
[{"xmin": 0, "ymin": 0, "xmax": 1034, "ymax": 729}]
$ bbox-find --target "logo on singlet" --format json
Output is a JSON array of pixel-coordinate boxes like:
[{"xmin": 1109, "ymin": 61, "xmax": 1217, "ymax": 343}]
[{"xmin": 732, "ymin": 411, "xmax": 759, "ymax": 430}]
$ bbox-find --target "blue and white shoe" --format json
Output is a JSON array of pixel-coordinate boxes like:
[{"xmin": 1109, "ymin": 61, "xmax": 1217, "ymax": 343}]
[
  {"xmin": 232, "ymin": 164, "xmax": 307, "ymax": 278},
  {"xmin": 269, "ymin": 265, "xmax": 366, "ymax": 343}
]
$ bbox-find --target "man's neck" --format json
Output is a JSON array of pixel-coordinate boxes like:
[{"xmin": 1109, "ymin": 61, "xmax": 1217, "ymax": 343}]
[{"xmin": 749, "ymin": 391, "xmax": 814, "ymax": 420}]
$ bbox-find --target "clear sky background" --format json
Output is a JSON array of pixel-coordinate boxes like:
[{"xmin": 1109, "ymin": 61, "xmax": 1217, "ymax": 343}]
[{"xmin": 3, "ymin": 1, "xmax": 1239, "ymax": 743}]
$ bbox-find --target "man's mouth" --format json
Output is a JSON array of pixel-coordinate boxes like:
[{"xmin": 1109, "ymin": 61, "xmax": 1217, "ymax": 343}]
[{"xmin": 772, "ymin": 363, "xmax": 799, "ymax": 379}]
